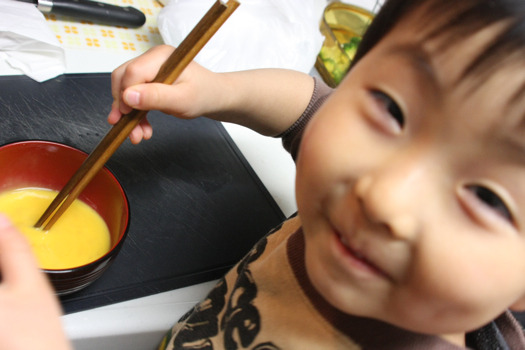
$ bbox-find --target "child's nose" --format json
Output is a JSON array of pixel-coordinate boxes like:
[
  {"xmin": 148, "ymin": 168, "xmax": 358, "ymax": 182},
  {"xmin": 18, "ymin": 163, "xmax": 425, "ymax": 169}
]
[{"xmin": 354, "ymin": 151, "xmax": 434, "ymax": 241}]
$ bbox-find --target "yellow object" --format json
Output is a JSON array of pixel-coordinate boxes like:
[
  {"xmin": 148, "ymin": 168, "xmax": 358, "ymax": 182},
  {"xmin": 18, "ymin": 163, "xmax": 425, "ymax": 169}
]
[
  {"xmin": 0, "ymin": 188, "xmax": 110, "ymax": 270},
  {"xmin": 316, "ymin": 2, "xmax": 375, "ymax": 87}
]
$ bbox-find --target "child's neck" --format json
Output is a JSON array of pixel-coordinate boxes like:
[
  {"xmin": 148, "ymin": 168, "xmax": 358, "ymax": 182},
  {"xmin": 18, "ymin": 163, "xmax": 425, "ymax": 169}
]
[{"xmin": 441, "ymin": 332, "xmax": 465, "ymax": 347}]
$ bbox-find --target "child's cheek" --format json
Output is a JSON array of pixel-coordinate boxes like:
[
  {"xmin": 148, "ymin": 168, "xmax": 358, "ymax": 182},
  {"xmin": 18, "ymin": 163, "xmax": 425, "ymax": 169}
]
[{"xmin": 295, "ymin": 117, "xmax": 337, "ymax": 214}]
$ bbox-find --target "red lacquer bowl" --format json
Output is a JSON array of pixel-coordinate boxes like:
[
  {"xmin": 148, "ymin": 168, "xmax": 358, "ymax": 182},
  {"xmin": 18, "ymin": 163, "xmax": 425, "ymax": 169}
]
[{"xmin": 0, "ymin": 140, "xmax": 129, "ymax": 295}]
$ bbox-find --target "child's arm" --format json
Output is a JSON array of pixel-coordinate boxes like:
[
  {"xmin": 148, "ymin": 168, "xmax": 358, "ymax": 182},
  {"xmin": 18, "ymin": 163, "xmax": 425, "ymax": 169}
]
[
  {"xmin": 0, "ymin": 214, "xmax": 71, "ymax": 350},
  {"xmin": 108, "ymin": 45, "xmax": 315, "ymax": 144}
]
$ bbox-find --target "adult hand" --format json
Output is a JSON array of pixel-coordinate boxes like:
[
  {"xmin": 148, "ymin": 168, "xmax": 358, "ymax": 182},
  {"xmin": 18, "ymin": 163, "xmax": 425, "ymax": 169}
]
[{"xmin": 0, "ymin": 214, "xmax": 71, "ymax": 350}]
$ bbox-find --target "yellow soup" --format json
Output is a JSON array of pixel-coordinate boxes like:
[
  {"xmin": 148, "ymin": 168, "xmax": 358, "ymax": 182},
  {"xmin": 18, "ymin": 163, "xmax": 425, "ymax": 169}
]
[{"xmin": 0, "ymin": 188, "xmax": 111, "ymax": 270}]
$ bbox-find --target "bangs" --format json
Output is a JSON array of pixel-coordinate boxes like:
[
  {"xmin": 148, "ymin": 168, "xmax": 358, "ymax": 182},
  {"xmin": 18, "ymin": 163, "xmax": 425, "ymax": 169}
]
[
  {"xmin": 420, "ymin": 0, "xmax": 525, "ymax": 83},
  {"xmin": 352, "ymin": 0, "xmax": 525, "ymax": 105},
  {"xmin": 353, "ymin": 0, "xmax": 525, "ymax": 80}
]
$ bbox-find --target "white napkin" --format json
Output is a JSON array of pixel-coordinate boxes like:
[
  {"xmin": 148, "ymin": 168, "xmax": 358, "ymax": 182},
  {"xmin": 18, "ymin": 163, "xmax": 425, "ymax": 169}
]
[
  {"xmin": 0, "ymin": 0, "xmax": 65, "ymax": 82},
  {"xmin": 158, "ymin": 0, "xmax": 325, "ymax": 74}
]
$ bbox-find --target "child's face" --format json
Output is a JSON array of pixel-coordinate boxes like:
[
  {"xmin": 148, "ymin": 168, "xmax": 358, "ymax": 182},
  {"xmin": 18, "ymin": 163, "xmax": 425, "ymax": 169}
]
[{"xmin": 295, "ymin": 11, "xmax": 525, "ymax": 344}]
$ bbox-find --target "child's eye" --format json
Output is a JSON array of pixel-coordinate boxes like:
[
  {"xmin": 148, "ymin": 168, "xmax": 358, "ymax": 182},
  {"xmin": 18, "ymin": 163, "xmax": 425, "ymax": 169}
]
[
  {"xmin": 466, "ymin": 185, "xmax": 513, "ymax": 223},
  {"xmin": 370, "ymin": 90, "xmax": 405, "ymax": 128}
]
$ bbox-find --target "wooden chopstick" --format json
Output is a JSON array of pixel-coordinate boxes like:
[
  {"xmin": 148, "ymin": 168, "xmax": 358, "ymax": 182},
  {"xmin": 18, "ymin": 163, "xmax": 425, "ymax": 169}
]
[{"xmin": 35, "ymin": 0, "xmax": 240, "ymax": 230}]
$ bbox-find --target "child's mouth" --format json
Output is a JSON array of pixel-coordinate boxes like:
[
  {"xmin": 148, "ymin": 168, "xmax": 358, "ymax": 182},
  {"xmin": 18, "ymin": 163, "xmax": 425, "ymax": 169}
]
[{"xmin": 335, "ymin": 231, "xmax": 389, "ymax": 279}]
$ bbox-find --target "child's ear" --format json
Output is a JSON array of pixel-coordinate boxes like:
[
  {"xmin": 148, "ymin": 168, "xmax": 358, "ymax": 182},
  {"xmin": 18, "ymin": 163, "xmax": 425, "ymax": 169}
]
[{"xmin": 509, "ymin": 296, "xmax": 525, "ymax": 312}]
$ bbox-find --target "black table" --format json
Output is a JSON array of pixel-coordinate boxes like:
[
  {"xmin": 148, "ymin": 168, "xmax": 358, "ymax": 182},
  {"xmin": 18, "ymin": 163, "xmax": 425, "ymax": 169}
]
[{"xmin": 0, "ymin": 73, "xmax": 285, "ymax": 314}]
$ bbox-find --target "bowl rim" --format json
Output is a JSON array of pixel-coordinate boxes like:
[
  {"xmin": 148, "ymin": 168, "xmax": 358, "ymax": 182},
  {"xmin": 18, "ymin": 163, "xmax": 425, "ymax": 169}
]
[{"xmin": 0, "ymin": 139, "xmax": 131, "ymax": 273}]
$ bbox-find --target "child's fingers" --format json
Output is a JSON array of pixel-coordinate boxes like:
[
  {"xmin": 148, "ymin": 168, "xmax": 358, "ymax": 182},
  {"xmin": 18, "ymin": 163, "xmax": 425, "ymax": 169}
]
[
  {"xmin": 110, "ymin": 63, "xmax": 125, "ymax": 102},
  {"xmin": 123, "ymin": 83, "xmax": 193, "ymax": 117},
  {"xmin": 107, "ymin": 102, "xmax": 122, "ymax": 125},
  {"xmin": 0, "ymin": 214, "xmax": 41, "ymax": 287},
  {"xmin": 131, "ymin": 119, "xmax": 153, "ymax": 143},
  {"xmin": 118, "ymin": 46, "xmax": 174, "ymax": 99},
  {"xmin": 110, "ymin": 47, "xmax": 174, "ymax": 116},
  {"xmin": 129, "ymin": 125, "xmax": 145, "ymax": 144},
  {"xmin": 140, "ymin": 119, "xmax": 153, "ymax": 140}
]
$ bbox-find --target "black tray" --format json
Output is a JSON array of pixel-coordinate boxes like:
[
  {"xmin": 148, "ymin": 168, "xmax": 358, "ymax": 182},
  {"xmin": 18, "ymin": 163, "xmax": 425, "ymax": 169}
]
[{"xmin": 0, "ymin": 74, "xmax": 285, "ymax": 314}]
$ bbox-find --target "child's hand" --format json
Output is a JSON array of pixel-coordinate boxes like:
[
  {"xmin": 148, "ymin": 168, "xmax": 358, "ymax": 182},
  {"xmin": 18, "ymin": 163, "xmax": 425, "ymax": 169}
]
[
  {"xmin": 109, "ymin": 44, "xmax": 317, "ymax": 140},
  {"xmin": 0, "ymin": 214, "xmax": 71, "ymax": 350},
  {"xmin": 108, "ymin": 45, "xmax": 221, "ymax": 144}
]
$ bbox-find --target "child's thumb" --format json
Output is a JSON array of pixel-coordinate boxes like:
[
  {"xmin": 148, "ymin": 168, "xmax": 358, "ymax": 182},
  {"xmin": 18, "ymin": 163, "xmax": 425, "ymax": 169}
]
[
  {"xmin": 124, "ymin": 83, "xmax": 174, "ymax": 112},
  {"xmin": 123, "ymin": 88, "xmax": 142, "ymax": 108}
]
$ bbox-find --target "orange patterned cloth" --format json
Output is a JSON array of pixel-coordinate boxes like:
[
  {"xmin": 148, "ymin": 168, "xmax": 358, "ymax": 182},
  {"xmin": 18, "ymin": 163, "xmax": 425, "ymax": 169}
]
[{"xmin": 44, "ymin": 0, "xmax": 164, "ymax": 54}]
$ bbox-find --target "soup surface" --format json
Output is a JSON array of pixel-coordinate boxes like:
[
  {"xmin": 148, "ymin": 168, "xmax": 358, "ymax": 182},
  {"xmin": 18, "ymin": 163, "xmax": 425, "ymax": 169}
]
[{"xmin": 0, "ymin": 188, "xmax": 111, "ymax": 269}]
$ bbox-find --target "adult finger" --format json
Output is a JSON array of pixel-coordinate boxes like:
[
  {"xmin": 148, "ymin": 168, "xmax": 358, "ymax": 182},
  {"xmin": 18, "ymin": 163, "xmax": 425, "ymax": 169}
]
[{"xmin": 0, "ymin": 214, "xmax": 42, "ymax": 287}]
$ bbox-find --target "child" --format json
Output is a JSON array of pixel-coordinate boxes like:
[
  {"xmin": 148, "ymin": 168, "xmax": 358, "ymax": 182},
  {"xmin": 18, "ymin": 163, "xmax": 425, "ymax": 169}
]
[
  {"xmin": 2, "ymin": 0, "xmax": 525, "ymax": 348},
  {"xmin": 108, "ymin": 0, "xmax": 525, "ymax": 348}
]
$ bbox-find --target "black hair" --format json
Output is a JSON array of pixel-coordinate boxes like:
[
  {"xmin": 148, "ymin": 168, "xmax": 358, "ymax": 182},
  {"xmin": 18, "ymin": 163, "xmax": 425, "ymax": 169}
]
[{"xmin": 351, "ymin": 0, "xmax": 525, "ymax": 87}]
